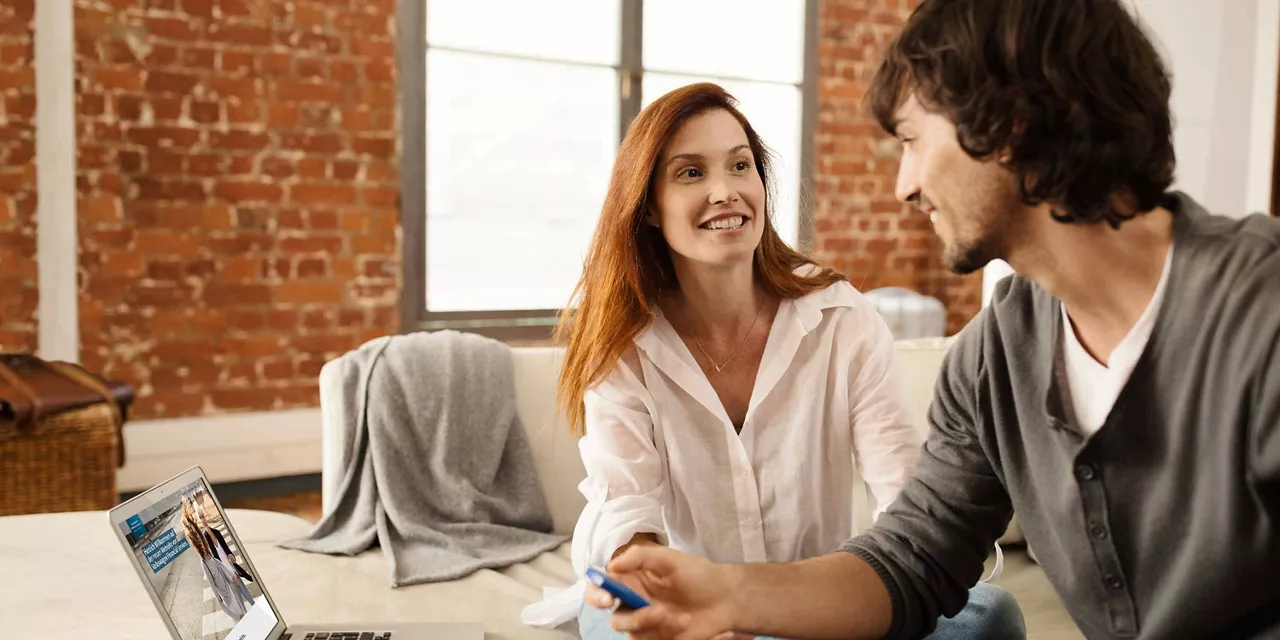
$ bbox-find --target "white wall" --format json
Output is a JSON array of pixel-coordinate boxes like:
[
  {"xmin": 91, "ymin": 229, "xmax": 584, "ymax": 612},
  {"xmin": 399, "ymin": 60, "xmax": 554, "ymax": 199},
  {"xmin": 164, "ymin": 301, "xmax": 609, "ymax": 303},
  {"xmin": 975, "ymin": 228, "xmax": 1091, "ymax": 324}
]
[
  {"xmin": 983, "ymin": 0, "xmax": 1279, "ymax": 305},
  {"xmin": 1131, "ymin": 0, "xmax": 1278, "ymax": 218}
]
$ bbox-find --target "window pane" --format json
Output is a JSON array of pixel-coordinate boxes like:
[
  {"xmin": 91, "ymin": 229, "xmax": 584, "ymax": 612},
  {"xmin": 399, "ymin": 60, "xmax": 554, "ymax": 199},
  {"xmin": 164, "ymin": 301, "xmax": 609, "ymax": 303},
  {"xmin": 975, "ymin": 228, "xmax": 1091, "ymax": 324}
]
[
  {"xmin": 427, "ymin": 0, "xmax": 620, "ymax": 66},
  {"xmin": 642, "ymin": 74, "xmax": 803, "ymax": 248},
  {"xmin": 643, "ymin": 1, "xmax": 805, "ymax": 84},
  {"xmin": 426, "ymin": 50, "xmax": 618, "ymax": 312}
]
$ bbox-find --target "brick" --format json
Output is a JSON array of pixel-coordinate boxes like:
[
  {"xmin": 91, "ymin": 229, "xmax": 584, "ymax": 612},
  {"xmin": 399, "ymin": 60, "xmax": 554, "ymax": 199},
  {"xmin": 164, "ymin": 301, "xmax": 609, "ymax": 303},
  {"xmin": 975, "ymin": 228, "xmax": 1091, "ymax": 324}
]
[
  {"xmin": 228, "ymin": 310, "xmax": 266, "ymax": 330},
  {"xmin": 215, "ymin": 180, "xmax": 284, "ymax": 203},
  {"xmin": 117, "ymin": 95, "xmax": 143, "ymax": 122},
  {"xmin": 267, "ymin": 309, "xmax": 298, "ymax": 331},
  {"xmin": 292, "ymin": 5, "xmax": 329, "ymax": 28},
  {"xmin": 267, "ymin": 104, "xmax": 298, "ymax": 127},
  {"xmin": 228, "ymin": 155, "xmax": 255, "ymax": 175},
  {"xmin": 286, "ymin": 31, "xmax": 342, "ymax": 54},
  {"xmin": 262, "ymin": 359, "xmax": 294, "ymax": 380},
  {"xmin": 220, "ymin": 50, "xmax": 256, "ymax": 73},
  {"xmin": 292, "ymin": 183, "xmax": 357, "ymax": 205},
  {"xmin": 90, "ymin": 67, "xmax": 144, "ymax": 92},
  {"xmin": 205, "ymin": 76, "xmax": 261, "ymax": 101},
  {"xmin": 366, "ymin": 160, "xmax": 397, "ymax": 182},
  {"xmin": 331, "ymin": 61, "xmax": 359, "ymax": 83},
  {"xmin": 210, "ymin": 129, "xmax": 270, "ymax": 150},
  {"xmin": 146, "ymin": 259, "xmax": 185, "ymax": 281},
  {"xmin": 134, "ymin": 230, "xmax": 204, "ymax": 255},
  {"xmin": 146, "ymin": 16, "xmax": 198, "ymax": 41},
  {"xmin": 182, "ymin": 47, "xmax": 217, "ymax": 69},
  {"xmin": 280, "ymin": 132, "xmax": 343, "ymax": 154},
  {"xmin": 352, "ymin": 135, "xmax": 394, "ymax": 158},
  {"xmin": 204, "ymin": 282, "xmax": 271, "ymax": 306},
  {"xmin": 364, "ymin": 59, "xmax": 394, "ymax": 82},
  {"xmin": 190, "ymin": 100, "xmax": 220, "ymax": 123},
  {"xmin": 297, "ymin": 157, "xmax": 327, "ymax": 178},
  {"xmin": 226, "ymin": 100, "xmax": 260, "ymax": 124},
  {"xmin": 79, "ymin": 92, "xmax": 105, "ymax": 117},
  {"xmin": 146, "ymin": 71, "xmax": 201, "ymax": 95},
  {"xmin": 206, "ymin": 23, "xmax": 272, "ymax": 46},
  {"xmin": 278, "ymin": 383, "xmax": 319, "ymax": 407},
  {"xmin": 301, "ymin": 309, "xmax": 332, "ymax": 329},
  {"xmin": 309, "ymin": 210, "xmax": 338, "ymax": 232},
  {"xmin": 299, "ymin": 104, "xmax": 336, "ymax": 129},
  {"xmin": 332, "ymin": 160, "xmax": 360, "ymax": 180},
  {"xmin": 295, "ymin": 256, "xmax": 327, "ymax": 278},
  {"xmin": 181, "ymin": 0, "xmax": 214, "ymax": 17},
  {"xmin": 363, "ymin": 185, "xmax": 397, "ymax": 207},
  {"xmin": 220, "ymin": 0, "xmax": 262, "ymax": 18},
  {"xmin": 128, "ymin": 125, "xmax": 201, "ymax": 149},
  {"xmin": 357, "ymin": 85, "xmax": 395, "ymax": 110},
  {"xmin": 150, "ymin": 95, "xmax": 186, "ymax": 122},
  {"xmin": 273, "ymin": 208, "xmax": 303, "ymax": 229},
  {"xmin": 260, "ymin": 51, "xmax": 293, "ymax": 75},
  {"xmin": 261, "ymin": 156, "xmax": 294, "ymax": 177},
  {"xmin": 127, "ymin": 282, "xmax": 196, "ymax": 306},
  {"xmin": 274, "ymin": 79, "xmax": 343, "ymax": 103},
  {"xmin": 217, "ymin": 335, "xmax": 284, "ymax": 358},
  {"xmin": 290, "ymin": 333, "xmax": 355, "ymax": 355},
  {"xmin": 147, "ymin": 44, "xmax": 180, "ymax": 67},
  {"xmin": 211, "ymin": 387, "xmax": 278, "ymax": 411},
  {"xmin": 351, "ymin": 37, "xmax": 394, "ymax": 58},
  {"xmin": 278, "ymin": 235, "xmax": 343, "ymax": 254},
  {"xmin": 208, "ymin": 231, "xmax": 270, "ymax": 254},
  {"xmin": 295, "ymin": 56, "xmax": 325, "ymax": 78},
  {"xmin": 187, "ymin": 154, "xmax": 226, "ymax": 176},
  {"xmin": 81, "ymin": 194, "xmax": 122, "ymax": 223},
  {"xmin": 219, "ymin": 256, "xmax": 260, "ymax": 279}
]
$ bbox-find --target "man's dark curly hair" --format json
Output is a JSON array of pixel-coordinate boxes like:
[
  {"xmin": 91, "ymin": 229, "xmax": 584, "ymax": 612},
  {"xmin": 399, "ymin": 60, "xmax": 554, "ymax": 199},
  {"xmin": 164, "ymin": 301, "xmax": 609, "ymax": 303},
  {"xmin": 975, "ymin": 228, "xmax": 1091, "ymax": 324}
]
[{"xmin": 867, "ymin": 0, "xmax": 1176, "ymax": 228}]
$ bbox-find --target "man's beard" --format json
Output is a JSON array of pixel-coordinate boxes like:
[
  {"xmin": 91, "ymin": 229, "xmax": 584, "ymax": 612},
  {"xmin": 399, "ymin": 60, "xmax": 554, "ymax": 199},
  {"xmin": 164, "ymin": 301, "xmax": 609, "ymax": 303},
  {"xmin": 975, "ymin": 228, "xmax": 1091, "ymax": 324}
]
[{"xmin": 943, "ymin": 233, "xmax": 1002, "ymax": 275}]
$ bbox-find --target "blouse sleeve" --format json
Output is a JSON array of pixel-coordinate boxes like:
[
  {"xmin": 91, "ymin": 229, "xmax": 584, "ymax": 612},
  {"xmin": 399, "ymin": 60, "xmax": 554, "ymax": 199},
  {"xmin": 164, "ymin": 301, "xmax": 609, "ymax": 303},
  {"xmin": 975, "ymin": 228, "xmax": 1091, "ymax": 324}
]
[
  {"xmin": 846, "ymin": 304, "xmax": 925, "ymax": 521},
  {"xmin": 570, "ymin": 352, "xmax": 669, "ymax": 575}
]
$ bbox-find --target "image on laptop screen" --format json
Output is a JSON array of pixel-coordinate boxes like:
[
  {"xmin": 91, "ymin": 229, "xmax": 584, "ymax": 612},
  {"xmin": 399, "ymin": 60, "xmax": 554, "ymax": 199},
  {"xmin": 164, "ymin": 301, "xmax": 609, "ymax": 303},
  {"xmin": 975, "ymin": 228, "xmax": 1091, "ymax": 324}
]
[{"xmin": 117, "ymin": 477, "xmax": 280, "ymax": 640}]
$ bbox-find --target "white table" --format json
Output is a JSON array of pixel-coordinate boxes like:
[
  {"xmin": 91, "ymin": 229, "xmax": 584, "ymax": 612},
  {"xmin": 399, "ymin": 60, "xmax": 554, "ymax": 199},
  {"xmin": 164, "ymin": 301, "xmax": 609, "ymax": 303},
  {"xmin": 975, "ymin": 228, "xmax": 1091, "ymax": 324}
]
[{"xmin": 0, "ymin": 509, "xmax": 576, "ymax": 640}]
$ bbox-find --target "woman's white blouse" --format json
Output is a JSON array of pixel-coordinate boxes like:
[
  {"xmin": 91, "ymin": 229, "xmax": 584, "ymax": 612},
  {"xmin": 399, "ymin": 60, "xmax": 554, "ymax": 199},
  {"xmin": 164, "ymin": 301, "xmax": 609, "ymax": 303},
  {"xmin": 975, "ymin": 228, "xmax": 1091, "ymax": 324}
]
[{"xmin": 521, "ymin": 281, "xmax": 923, "ymax": 627}]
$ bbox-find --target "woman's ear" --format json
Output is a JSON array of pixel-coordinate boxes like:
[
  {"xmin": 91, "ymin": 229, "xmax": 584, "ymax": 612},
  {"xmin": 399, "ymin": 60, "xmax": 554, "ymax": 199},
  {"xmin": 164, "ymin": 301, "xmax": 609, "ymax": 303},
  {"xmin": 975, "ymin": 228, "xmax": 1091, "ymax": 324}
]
[{"xmin": 644, "ymin": 206, "xmax": 661, "ymax": 228}]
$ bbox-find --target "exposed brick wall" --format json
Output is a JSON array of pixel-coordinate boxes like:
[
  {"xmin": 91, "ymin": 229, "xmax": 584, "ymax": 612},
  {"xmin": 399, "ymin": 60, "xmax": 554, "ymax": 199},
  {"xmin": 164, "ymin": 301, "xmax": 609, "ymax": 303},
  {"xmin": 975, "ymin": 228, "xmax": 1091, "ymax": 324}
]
[
  {"xmin": 74, "ymin": 0, "xmax": 399, "ymax": 418},
  {"xmin": 0, "ymin": 0, "xmax": 36, "ymax": 352},
  {"xmin": 811, "ymin": 0, "xmax": 983, "ymax": 335}
]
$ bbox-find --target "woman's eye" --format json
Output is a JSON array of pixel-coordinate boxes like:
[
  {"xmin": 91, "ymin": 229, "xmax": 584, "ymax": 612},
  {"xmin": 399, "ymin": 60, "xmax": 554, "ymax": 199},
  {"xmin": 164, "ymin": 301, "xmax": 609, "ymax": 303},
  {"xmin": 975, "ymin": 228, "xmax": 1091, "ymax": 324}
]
[
  {"xmin": 733, "ymin": 161, "xmax": 750, "ymax": 172},
  {"xmin": 679, "ymin": 167, "xmax": 702, "ymax": 179}
]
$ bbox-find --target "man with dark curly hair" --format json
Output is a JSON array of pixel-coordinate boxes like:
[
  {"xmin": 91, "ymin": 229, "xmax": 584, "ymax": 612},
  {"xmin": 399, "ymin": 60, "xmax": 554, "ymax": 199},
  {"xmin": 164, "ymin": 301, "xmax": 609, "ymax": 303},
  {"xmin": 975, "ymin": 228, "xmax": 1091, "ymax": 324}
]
[{"xmin": 580, "ymin": 1, "xmax": 1280, "ymax": 639}]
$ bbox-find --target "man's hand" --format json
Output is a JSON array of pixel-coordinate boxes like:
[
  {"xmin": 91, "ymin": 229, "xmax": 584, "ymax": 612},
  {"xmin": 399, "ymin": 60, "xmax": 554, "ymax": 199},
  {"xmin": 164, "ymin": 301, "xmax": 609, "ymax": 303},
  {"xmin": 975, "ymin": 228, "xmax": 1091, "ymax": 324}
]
[{"xmin": 584, "ymin": 545, "xmax": 737, "ymax": 640}]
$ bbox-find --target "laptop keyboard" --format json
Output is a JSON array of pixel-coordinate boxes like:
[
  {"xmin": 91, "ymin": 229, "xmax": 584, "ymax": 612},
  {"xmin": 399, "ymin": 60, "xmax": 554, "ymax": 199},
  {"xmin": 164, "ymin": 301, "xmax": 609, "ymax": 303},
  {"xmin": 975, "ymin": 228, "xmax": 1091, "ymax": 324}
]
[{"xmin": 281, "ymin": 633, "xmax": 392, "ymax": 640}]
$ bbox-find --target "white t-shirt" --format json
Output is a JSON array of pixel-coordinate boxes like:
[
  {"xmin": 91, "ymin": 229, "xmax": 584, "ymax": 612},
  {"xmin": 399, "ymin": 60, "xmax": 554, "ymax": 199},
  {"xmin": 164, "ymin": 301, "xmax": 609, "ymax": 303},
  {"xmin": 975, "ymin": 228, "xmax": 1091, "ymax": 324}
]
[
  {"xmin": 522, "ymin": 280, "xmax": 923, "ymax": 627},
  {"xmin": 1061, "ymin": 243, "xmax": 1175, "ymax": 436}
]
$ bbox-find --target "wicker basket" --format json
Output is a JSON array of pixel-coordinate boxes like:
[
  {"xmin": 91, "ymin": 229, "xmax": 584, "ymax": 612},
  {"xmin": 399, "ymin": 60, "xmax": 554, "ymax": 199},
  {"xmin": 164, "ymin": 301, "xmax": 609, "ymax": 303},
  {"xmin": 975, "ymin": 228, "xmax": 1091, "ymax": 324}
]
[{"xmin": 0, "ymin": 401, "xmax": 121, "ymax": 516}]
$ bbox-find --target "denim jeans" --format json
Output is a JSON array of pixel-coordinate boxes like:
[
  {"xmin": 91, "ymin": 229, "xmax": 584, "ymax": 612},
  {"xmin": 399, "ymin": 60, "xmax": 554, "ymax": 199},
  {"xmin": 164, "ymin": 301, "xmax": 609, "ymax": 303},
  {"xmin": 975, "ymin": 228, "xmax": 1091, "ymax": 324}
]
[{"xmin": 578, "ymin": 582, "xmax": 1026, "ymax": 640}]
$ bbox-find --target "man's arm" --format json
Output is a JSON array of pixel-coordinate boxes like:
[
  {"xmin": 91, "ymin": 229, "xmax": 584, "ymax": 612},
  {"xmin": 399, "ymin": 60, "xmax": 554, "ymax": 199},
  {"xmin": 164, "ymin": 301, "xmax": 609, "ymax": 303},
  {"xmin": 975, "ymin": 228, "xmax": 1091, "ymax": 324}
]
[
  {"xmin": 844, "ymin": 312, "xmax": 1015, "ymax": 639},
  {"xmin": 599, "ymin": 545, "xmax": 892, "ymax": 640}
]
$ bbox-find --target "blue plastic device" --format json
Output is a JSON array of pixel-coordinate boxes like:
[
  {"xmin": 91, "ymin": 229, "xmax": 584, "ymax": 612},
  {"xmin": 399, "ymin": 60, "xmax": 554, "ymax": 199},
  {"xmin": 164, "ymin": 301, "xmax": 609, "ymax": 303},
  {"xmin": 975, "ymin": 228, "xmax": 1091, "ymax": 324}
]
[{"xmin": 585, "ymin": 567, "xmax": 651, "ymax": 610}]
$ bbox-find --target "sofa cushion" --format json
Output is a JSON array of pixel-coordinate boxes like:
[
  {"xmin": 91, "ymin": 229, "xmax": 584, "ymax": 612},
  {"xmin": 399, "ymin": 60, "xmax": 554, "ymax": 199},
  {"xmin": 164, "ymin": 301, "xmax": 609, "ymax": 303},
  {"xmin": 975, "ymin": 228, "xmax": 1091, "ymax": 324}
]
[{"xmin": 891, "ymin": 338, "xmax": 1024, "ymax": 546}]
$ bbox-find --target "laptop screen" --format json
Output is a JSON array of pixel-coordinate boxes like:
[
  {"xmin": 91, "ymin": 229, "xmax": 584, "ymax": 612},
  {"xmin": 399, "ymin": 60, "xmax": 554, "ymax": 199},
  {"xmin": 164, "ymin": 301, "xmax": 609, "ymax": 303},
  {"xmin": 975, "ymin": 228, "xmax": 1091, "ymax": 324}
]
[{"xmin": 117, "ymin": 477, "xmax": 281, "ymax": 640}]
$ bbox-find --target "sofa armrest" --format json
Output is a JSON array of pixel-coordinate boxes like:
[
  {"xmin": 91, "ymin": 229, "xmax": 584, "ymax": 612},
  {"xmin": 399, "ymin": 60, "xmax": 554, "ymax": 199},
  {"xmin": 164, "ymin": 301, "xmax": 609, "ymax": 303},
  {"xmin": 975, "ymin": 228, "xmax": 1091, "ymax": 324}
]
[{"xmin": 319, "ymin": 358, "xmax": 349, "ymax": 517}]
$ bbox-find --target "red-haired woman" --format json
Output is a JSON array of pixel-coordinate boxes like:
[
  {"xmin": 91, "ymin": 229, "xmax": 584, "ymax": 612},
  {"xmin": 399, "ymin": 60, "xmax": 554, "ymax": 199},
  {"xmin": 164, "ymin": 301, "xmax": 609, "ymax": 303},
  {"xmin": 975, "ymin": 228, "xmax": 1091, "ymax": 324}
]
[{"xmin": 524, "ymin": 83, "xmax": 1022, "ymax": 639}]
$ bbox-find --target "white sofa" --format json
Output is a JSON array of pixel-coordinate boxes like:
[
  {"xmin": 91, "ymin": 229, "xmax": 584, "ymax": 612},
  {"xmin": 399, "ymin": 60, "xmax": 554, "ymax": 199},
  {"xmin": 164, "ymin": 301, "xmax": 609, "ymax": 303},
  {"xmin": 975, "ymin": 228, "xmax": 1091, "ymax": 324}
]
[{"xmin": 320, "ymin": 338, "xmax": 1020, "ymax": 544}]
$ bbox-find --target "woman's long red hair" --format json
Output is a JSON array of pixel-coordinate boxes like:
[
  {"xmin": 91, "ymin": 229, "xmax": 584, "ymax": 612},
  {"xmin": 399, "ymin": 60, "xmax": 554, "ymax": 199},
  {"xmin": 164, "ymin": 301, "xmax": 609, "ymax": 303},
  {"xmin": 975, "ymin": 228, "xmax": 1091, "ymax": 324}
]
[{"xmin": 557, "ymin": 83, "xmax": 845, "ymax": 436}]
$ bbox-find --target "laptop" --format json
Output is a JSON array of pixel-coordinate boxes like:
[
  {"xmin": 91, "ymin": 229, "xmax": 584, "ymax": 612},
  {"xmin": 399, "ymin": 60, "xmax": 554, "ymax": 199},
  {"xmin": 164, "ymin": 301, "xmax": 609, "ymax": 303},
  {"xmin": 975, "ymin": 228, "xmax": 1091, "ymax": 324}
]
[{"xmin": 109, "ymin": 466, "xmax": 485, "ymax": 640}]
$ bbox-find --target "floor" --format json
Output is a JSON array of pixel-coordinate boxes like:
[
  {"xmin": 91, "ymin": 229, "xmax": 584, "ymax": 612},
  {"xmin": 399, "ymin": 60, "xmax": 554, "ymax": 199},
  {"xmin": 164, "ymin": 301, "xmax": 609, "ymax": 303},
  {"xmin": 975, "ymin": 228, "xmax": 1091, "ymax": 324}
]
[{"xmin": 221, "ymin": 490, "xmax": 324, "ymax": 523}]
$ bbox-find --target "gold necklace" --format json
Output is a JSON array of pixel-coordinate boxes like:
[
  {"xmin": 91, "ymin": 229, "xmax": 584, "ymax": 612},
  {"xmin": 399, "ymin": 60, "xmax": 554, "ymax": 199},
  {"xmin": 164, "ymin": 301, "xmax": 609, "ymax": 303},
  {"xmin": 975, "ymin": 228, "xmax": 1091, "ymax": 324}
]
[{"xmin": 691, "ymin": 296, "xmax": 765, "ymax": 374}]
